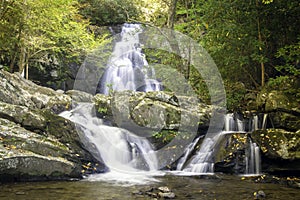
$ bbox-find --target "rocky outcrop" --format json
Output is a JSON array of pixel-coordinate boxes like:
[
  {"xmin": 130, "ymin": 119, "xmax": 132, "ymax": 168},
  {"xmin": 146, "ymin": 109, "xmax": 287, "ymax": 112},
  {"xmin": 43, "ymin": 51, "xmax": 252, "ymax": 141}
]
[
  {"xmin": 214, "ymin": 133, "xmax": 250, "ymax": 174},
  {"xmin": 0, "ymin": 102, "xmax": 104, "ymax": 181},
  {"xmin": 249, "ymin": 78, "xmax": 300, "ymax": 175},
  {"xmin": 93, "ymin": 91, "xmax": 212, "ymax": 132},
  {"xmin": 252, "ymin": 129, "xmax": 300, "ymax": 160},
  {"xmin": 256, "ymin": 77, "xmax": 300, "ymax": 132},
  {"xmin": 0, "ymin": 70, "xmax": 104, "ymax": 182},
  {"xmin": 251, "ymin": 129, "xmax": 300, "ymax": 175},
  {"xmin": 0, "ymin": 118, "xmax": 78, "ymax": 180},
  {"xmin": 0, "ymin": 70, "xmax": 71, "ymax": 113}
]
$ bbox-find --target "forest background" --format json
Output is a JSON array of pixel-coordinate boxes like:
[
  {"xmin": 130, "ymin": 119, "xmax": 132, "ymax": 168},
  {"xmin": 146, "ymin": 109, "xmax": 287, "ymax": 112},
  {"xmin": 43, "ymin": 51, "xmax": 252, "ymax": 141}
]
[{"xmin": 0, "ymin": 0, "xmax": 299, "ymax": 111}]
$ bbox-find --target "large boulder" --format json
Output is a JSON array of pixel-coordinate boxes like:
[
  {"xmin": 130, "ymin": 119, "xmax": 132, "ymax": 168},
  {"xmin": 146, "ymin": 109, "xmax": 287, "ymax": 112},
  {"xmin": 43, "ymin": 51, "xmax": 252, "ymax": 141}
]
[
  {"xmin": 0, "ymin": 118, "xmax": 78, "ymax": 181},
  {"xmin": 251, "ymin": 129, "xmax": 300, "ymax": 175},
  {"xmin": 93, "ymin": 91, "xmax": 212, "ymax": 132},
  {"xmin": 214, "ymin": 133, "xmax": 250, "ymax": 174},
  {"xmin": 0, "ymin": 102, "xmax": 105, "ymax": 181},
  {"xmin": 0, "ymin": 70, "xmax": 71, "ymax": 113},
  {"xmin": 256, "ymin": 77, "xmax": 300, "ymax": 132},
  {"xmin": 252, "ymin": 129, "xmax": 300, "ymax": 160},
  {"xmin": 0, "ymin": 69, "xmax": 106, "ymax": 182}
]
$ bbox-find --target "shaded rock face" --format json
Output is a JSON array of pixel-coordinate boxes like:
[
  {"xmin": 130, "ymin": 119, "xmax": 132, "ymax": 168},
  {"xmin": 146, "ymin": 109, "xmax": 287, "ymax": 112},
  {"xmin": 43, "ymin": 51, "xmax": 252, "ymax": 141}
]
[
  {"xmin": 252, "ymin": 129, "xmax": 300, "ymax": 160},
  {"xmin": 252, "ymin": 80, "xmax": 300, "ymax": 175},
  {"xmin": 256, "ymin": 79, "xmax": 300, "ymax": 132},
  {"xmin": 251, "ymin": 129, "xmax": 300, "ymax": 175},
  {"xmin": 0, "ymin": 70, "xmax": 104, "ymax": 182},
  {"xmin": 214, "ymin": 133, "xmax": 249, "ymax": 174},
  {"xmin": 0, "ymin": 118, "xmax": 77, "ymax": 179},
  {"xmin": 0, "ymin": 103, "xmax": 104, "ymax": 182}
]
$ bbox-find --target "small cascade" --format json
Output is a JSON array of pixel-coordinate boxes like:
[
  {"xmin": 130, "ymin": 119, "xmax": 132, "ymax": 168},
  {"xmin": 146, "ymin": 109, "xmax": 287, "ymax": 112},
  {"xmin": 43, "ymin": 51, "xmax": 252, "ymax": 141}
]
[
  {"xmin": 224, "ymin": 113, "xmax": 235, "ymax": 132},
  {"xmin": 176, "ymin": 136, "xmax": 202, "ymax": 171},
  {"xmin": 178, "ymin": 112, "xmax": 267, "ymax": 174},
  {"xmin": 251, "ymin": 113, "xmax": 268, "ymax": 131},
  {"xmin": 60, "ymin": 103, "xmax": 158, "ymax": 173},
  {"xmin": 181, "ymin": 135, "xmax": 222, "ymax": 173},
  {"xmin": 245, "ymin": 139, "xmax": 261, "ymax": 175},
  {"xmin": 224, "ymin": 113, "xmax": 246, "ymax": 133},
  {"xmin": 99, "ymin": 23, "xmax": 162, "ymax": 94}
]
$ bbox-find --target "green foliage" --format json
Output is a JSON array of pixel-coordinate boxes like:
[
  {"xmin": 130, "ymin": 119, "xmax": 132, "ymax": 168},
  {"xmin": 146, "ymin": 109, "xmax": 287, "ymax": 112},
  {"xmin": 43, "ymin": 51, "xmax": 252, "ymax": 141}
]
[
  {"xmin": 224, "ymin": 81, "xmax": 247, "ymax": 112},
  {"xmin": 144, "ymin": 48, "xmax": 210, "ymax": 103},
  {"xmin": 98, "ymin": 106, "xmax": 108, "ymax": 115},
  {"xmin": 152, "ymin": 130, "xmax": 178, "ymax": 143},
  {"xmin": 79, "ymin": 0, "xmax": 139, "ymax": 25},
  {"xmin": 275, "ymin": 39, "xmax": 300, "ymax": 76},
  {"xmin": 172, "ymin": 0, "xmax": 300, "ymax": 91},
  {"xmin": 267, "ymin": 76, "xmax": 291, "ymax": 90},
  {"xmin": 0, "ymin": 0, "xmax": 108, "ymax": 88},
  {"xmin": 132, "ymin": 0, "xmax": 169, "ymax": 26}
]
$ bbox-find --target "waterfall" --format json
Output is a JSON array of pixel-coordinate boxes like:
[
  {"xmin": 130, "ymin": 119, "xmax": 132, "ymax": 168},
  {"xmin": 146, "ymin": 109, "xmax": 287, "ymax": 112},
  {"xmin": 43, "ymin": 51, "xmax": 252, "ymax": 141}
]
[
  {"xmin": 99, "ymin": 23, "xmax": 161, "ymax": 94},
  {"xmin": 178, "ymin": 112, "xmax": 265, "ymax": 174},
  {"xmin": 245, "ymin": 139, "xmax": 261, "ymax": 175},
  {"xmin": 224, "ymin": 113, "xmax": 234, "ymax": 132},
  {"xmin": 176, "ymin": 136, "xmax": 202, "ymax": 171},
  {"xmin": 180, "ymin": 134, "xmax": 222, "ymax": 173},
  {"xmin": 252, "ymin": 113, "xmax": 268, "ymax": 131},
  {"xmin": 224, "ymin": 113, "xmax": 246, "ymax": 133},
  {"xmin": 60, "ymin": 103, "xmax": 159, "ymax": 184}
]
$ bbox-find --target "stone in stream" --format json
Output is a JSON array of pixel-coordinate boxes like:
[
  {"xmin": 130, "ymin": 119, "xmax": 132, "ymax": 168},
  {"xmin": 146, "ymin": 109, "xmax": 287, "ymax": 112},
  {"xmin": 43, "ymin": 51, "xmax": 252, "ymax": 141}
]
[
  {"xmin": 254, "ymin": 190, "xmax": 266, "ymax": 199},
  {"xmin": 158, "ymin": 192, "xmax": 176, "ymax": 199},
  {"xmin": 133, "ymin": 186, "xmax": 176, "ymax": 199}
]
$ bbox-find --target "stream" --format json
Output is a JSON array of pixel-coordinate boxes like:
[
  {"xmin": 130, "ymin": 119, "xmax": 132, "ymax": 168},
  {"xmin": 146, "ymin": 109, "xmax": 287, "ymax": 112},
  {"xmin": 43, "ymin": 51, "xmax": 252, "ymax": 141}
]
[{"xmin": 0, "ymin": 174, "xmax": 299, "ymax": 200}]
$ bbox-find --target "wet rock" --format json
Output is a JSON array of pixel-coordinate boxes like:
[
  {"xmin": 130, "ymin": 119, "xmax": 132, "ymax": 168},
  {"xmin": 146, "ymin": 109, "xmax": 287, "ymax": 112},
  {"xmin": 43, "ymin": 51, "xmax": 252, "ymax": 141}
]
[
  {"xmin": 0, "ymin": 118, "xmax": 79, "ymax": 180},
  {"xmin": 214, "ymin": 133, "xmax": 249, "ymax": 174},
  {"xmin": 158, "ymin": 186, "xmax": 171, "ymax": 193},
  {"xmin": 158, "ymin": 192, "xmax": 176, "ymax": 199},
  {"xmin": 254, "ymin": 190, "xmax": 266, "ymax": 199},
  {"xmin": 93, "ymin": 94, "xmax": 112, "ymax": 119},
  {"xmin": 251, "ymin": 129, "xmax": 300, "ymax": 175},
  {"xmin": 268, "ymin": 111, "xmax": 300, "ymax": 132},
  {"xmin": 0, "ymin": 106, "xmax": 104, "ymax": 181},
  {"xmin": 133, "ymin": 186, "xmax": 176, "ymax": 199},
  {"xmin": 66, "ymin": 90, "xmax": 94, "ymax": 103}
]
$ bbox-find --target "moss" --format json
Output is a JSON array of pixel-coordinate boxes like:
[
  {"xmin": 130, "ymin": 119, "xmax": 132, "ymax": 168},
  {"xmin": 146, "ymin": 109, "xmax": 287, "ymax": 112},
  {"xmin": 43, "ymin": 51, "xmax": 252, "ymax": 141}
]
[{"xmin": 252, "ymin": 129, "xmax": 300, "ymax": 160}]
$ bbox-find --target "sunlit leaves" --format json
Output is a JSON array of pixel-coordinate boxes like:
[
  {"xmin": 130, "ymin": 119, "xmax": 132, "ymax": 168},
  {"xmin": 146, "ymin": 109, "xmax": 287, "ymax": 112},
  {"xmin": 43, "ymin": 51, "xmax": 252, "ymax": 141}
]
[{"xmin": 0, "ymin": 0, "xmax": 107, "ymax": 73}]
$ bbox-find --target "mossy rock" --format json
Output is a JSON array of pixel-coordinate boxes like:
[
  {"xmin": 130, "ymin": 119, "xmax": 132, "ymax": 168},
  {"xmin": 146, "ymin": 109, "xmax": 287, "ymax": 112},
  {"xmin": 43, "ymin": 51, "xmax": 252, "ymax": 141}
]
[
  {"xmin": 268, "ymin": 111, "xmax": 300, "ymax": 132},
  {"xmin": 252, "ymin": 129, "xmax": 300, "ymax": 160},
  {"xmin": 93, "ymin": 93, "xmax": 112, "ymax": 118},
  {"xmin": 214, "ymin": 133, "xmax": 249, "ymax": 174}
]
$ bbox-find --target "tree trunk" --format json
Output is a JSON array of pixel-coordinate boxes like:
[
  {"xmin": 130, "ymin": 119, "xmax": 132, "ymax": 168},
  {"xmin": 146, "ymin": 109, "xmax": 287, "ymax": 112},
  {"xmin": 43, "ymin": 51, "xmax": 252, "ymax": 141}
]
[
  {"xmin": 167, "ymin": 0, "xmax": 178, "ymax": 29},
  {"xmin": 18, "ymin": 46, "xmax": 26, "ymax": 75}
]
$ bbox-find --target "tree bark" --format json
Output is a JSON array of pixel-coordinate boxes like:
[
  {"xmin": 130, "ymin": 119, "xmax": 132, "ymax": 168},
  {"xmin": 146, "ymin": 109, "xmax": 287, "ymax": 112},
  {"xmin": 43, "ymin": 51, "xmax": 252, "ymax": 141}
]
[{"xmin": 167, "ymin": 0, "xmax": 178, "ymax": 29}]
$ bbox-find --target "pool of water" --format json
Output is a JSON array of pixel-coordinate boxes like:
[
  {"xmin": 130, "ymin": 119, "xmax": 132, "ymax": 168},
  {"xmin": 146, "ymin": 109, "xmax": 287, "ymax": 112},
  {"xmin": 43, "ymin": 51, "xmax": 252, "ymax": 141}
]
[{"xmin": 0, "ymin": 174, "xmax": 299, "ymax": 200}]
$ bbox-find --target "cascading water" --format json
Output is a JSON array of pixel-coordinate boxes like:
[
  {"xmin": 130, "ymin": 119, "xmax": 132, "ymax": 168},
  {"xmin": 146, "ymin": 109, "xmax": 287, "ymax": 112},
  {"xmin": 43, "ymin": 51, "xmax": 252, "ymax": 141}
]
[
  {"xmin": 60, "ymin": 103, "xmax": 159, "ymax": 185},
  {"xmin": 99, "ymin": 23, "xmax": 161, "ymax": 94},
  {"xmin": 178, "ymin": 113, "xmax": 266, "ymax": 174},
  {"xmin": 181, "ymin": 135, "xmax": 221, "ymax": 173},
  {"xmin": 245, "ymin": 139, "xmax": 261, "ymax": 175},
  {"xmin": 176, "ymin": 136, "xmax": 202, "ymax": 171}
]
